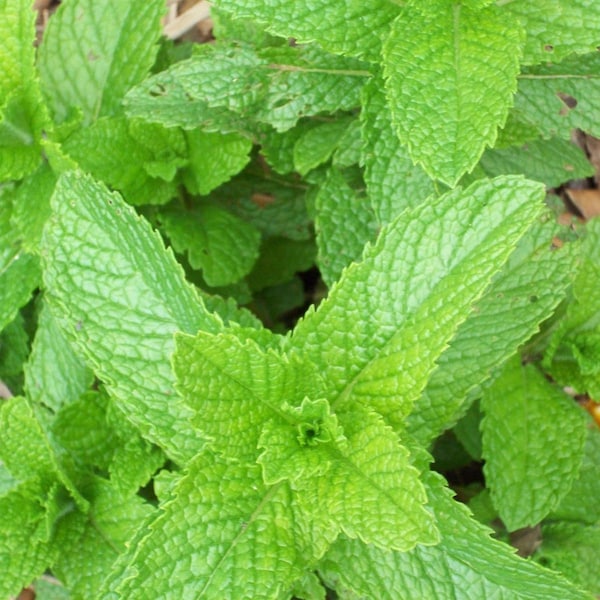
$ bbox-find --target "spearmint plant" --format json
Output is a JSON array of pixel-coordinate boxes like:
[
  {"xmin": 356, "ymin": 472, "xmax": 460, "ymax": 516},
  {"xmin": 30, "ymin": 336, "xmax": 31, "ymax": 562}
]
[{"xmin": 1, "ymin": 0, "xmax": 600, "ymax": 597}]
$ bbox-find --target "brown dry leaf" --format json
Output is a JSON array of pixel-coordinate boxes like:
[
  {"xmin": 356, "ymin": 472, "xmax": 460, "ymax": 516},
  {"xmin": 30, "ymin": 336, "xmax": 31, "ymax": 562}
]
[{"xmin": 565, "ymin": 188, "xmax": 600, "ymax": 220}]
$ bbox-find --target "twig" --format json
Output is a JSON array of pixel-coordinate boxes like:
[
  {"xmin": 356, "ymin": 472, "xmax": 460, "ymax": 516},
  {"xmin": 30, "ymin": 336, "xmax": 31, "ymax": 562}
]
[
  {"xmin": 0, "ymin": 380, "xmax": 13, "ymax": 399},
  {"xmin": 163, "ymin": 1, "xmax": 211, "ymax": 40}
]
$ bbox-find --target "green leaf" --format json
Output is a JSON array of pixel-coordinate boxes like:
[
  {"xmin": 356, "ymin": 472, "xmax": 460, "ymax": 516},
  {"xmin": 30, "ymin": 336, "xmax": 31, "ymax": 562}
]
[
  {"xmin": 0, "ymin": 0, "xmax": 47, "ymax": 180},
  {"xmin": 173, "ymin": 330, "xmax": 323, "ymax": 464},
  {"xmin": 476, "ymin": 136, "xmax": 594, "ymax": 188},
  {"xmin": 50, "ymin": 477, "xmax": 153, "ymax": 599},
  {"xmin": 536, "ymin": 521, "xmax": 600, "ymax": 595},
  {"xmin": 38, "ymin": 0, "xmax": 165, "ymax": 124},
  {"xmin": 292, "ymin": 177, "xmax": 544, "ymax": 427},
  {"xmin": 313, "ymin": 406, "xmax": 438, "ymax": 551},
  {"xmin": 314, "ymin": 168, "xmax": 377, "ymax": 287},
  {"xmin": 481, "ymin": 358, "xmax": 587, "ymax": 531},
  {"xmin": 320, "ymin": 469, "xmax": 592, "ymax": 600},
  {"xmin": 505, "ymin": 1, "xmax": 600, "ymax": 65},
  {"xmin": 41, "ymin": 171, "xmax": 222, "ymax": 463},
  {"xmin": 360, "ymin": 78, "xmax": 435, "ymax": 224},
  {"xmin": 62, "ymin": 116, "xmax": 185, "ymax": 205},
  {"xmin": 0, "ymin": 396, "xmax": 86, "ymax": 510},
  {"xmin": 515, "ymin": 52, "xmax": 600, "ymax": 139},
  {"xmin": 124, "ymin": 43, "xmax": 369, "ymax": 132},
  {"xmin": 106, "ymin": 458, "xmax": 335, "ymax": 599},
  {"xmin": 0, "ymin": 482, "xmax": 54, "ymax": 599},
  {"xmin": 258, "ymin": 397, "xmax": 346, "ymax": 485},
  {"xmin": 25, "ymin": 298, "xmax": 93, "ymax": 414},
  {"xmin": 212, "ymin": 0, "xmax": 400, "ymax": 62},
  {"xmin": 407, "ymin": 215, "xmax": 579, "ymax": 445},
  {"xmin": 11, "ymin": 164, "xmax": 57, "ymax": 254},
  {"xmin": 182, "ymin": 129, "xmax": 252, "ymax": 195},
  {"xmin": 383, "ymin": 2, "xmax": 523, "ymax": 185},
  {"xmin": 293, "ymin": 117, "xmax": 354, "ymax": 175},
  {"xmin": 550, "ymin": 415, "xmax": 600, "ymax": 524},
  {"xmin": 158, "ymin": 203, "xmax": 261, "ymax": 287},
  {"xmin": 0, "ymin": 312, "xmax": 29, "ymax": 395},
  {"xmin": 0, "ymin": 196, "xmax": 41, "ymax": 332}
]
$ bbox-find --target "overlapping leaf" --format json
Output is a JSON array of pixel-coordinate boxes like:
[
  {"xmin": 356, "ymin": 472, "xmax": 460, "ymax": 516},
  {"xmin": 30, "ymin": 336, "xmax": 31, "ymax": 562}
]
[
  {"xmin": 481, "ymin": 358, "xmax": 587, "ymax": 531},
  {"xmin": 383, "ymin": 2, "xmax": 523, "ymax": 185},
  {"xmin": 41, "ymin": 171, "xmax": 222, "ymax": 462},
  {"xmin": 292, "ymin": 176, "xmax": 544, "ymax": 427},
  {"xmin": 38, "ymin": 0, "xmax": 165, "ymax": 123}
]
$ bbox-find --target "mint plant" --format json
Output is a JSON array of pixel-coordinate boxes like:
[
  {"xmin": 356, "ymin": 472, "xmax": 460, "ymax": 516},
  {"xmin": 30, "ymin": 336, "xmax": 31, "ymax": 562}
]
[{"xmin": 2, "ymin": 0, "xmax": 600, "ymax": 598}]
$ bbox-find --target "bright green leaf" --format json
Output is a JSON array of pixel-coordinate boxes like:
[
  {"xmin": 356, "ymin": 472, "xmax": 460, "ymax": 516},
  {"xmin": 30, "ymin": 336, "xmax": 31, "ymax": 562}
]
[
  {"xmin": 407, "ymin": 215, "xmax": 578, "ymax": 445},
  {"xmin": 383, "ymin": 2, "xmax": 523, "ymax": 185},
  {"xmin": 292, "ymin": 177, "xmax": 544, "ymax": 427},
  {"xmin": 158, "ymin": 203, "xmax": 261, "ymax": 287},
  {"xmin": 320, "ymin": 469, "xmax": 591, "ymax": 599}
]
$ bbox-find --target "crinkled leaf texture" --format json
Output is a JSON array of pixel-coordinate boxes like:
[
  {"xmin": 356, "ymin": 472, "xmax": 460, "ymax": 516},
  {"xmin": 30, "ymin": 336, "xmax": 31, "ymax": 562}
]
[
  {"xmin": 481, "ymin": 358, "xmax": 587, "ymax": 531},
  {"xmin": 319, "ymin": 470, "xmax": 592, "ymax": 599},
  {"xmin": 124, "ymin": 43, "xmax": 369, "ymax": 132},
  {"xmin": 212, "ymin": 0, "xmax": 400, "ymax": 62},
  {"xmin": 292, "ymin": 176, "xmax": 545, "ymax": 428},
  {"xmin": 38, "ymin": 0, "xmax": 165, "ymax": 123},
  {"xmin": 383, "ymin": 2, "xmax": 523, "ymax": 185},
  {"xmin": 407, "ymin": 214, "xmax": 579, "ymax": 445},
  {"xmin": 103, "ymin": 458, "xmax": 336, "ymax": 600},
  {"xmin": 41, "ymin": 171, "xmax": 222, "ymax": 463}
]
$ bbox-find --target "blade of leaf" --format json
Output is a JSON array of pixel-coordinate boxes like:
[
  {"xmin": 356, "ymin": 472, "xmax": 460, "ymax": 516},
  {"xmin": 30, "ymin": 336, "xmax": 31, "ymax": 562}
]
[
  {"xmin": 407, "ymin": 215, "xmax": 579, "ymax": 445},
  {"xmin": 292, "ymin": 176, "xmax": 545, "ymax": 427},
  {"xmin": 173, "ymin": 330, "xmax": 323, "ymax": 464},
  {"xmin": 38, "ymin": 0, "xmax": 165, "ymax": 123},
  {"xmin": 383, "ymin": 2, "xmax": 523, "ymax": 185},
  {"xmin": 481, "ymin": 358, "xmax": 587, "ymax": 531},
  {"xmin": 319, "ymin": 469, "xmax": 592, "ymax": 600},
  {"xmin": 105, "ymin": 458, "xmax": 336, "ymax": 599},
  {"xmin": 211, "ymin": 0, "xmax": 400, "ymax": 62},
  {"xmin": 41, "ymin": 171, "xmax": 222, "ymax": 463}
]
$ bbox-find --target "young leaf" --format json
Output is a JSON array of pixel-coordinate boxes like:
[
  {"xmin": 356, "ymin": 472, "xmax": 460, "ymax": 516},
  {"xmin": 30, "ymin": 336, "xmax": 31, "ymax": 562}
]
[
  {"xmin": 292, "ymin": 176, "xmax": 544, "ymax": 427},
  {"xmin": 50, "ymin": 477, "xmax": 153, "ymax": 599},
  {"xmin": 314, "ymin": 168, "xmax": 377, "ymax": 286},
  {"xmin": 173, "ymin": 330, "xmax": 323, "ymax": 464},
  {"xmin": 481, "ymin": 358, "xmax": 587, "ymax": 531},
  {"xmin": 41, "ymin": 171, "xmax": 222, "ymax": 463},
  {"xmin": 158, "ymin": 203, "xmax": 261, "ymax": 287},
  {"xmin": 360, "ymin": 78, "xmax": 435, "ymax": 224},
  {"xmin": 38, "ymin": 0, "xmax": 165, "ymax": 124},
  {"xmin": 212, "ymin": 0, "xmax": 401, "ymax": 62},
  {"xmin": 105, "ymin": 458, "xmax": 336, "ymax": 599},
  {"xmin": 24, "ymin": 297, "xmax": 93, "ymax": 414},
  {"xmin": 407, "ymin": 215, "xmax": 578, "ymax": 445},
  {"xmin": 515, "ymin": 52, "xmax": 600, "ymax": 140},
  {"xmin": 312, "ymin": 406, "xmax": 438, "ymax": 551},
  {"xmin": 319, "ymin": 470, "xmax": 592, "ymax": 600},
  {"xmin": 62, "ymin": 116, "xmax": 185, "ymax": 205},
  {"xmin": 383, "ymin": 2, "xmax": 523, "ymax": 185},
  {"xmin": 0, "ymin": 194, "xmax": 41, "ymax": 332},
  {"xmin": 505, "ymin": 1, "xmax": 600, "ymax": 65},
  {"xmin": 182, "ymin": 129, "xmax": 252, "ymax": 195},
  {"xmin": 0, "ymin": 481, "xmax": 54, "ymax": 599}
]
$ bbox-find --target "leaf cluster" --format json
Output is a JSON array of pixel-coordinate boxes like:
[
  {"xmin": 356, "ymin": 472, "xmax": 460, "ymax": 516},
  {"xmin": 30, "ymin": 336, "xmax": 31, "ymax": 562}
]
[{"xmin": 1, "ymin": 0, "xmax": 600, "ymax": 598}]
